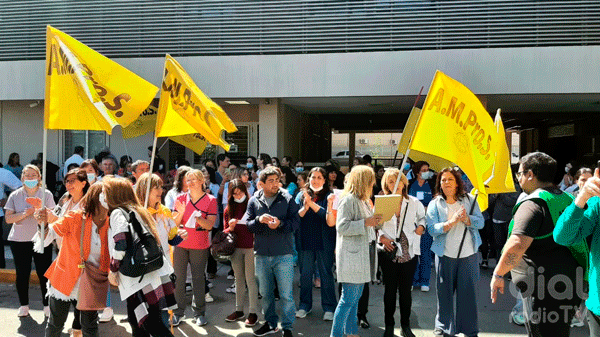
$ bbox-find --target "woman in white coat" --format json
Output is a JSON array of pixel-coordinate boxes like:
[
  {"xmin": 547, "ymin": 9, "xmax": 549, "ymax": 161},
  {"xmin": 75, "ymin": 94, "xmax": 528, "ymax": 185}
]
[{"xmin": 377, "ymin": 169, "xmax": 425, "ymax": 337}]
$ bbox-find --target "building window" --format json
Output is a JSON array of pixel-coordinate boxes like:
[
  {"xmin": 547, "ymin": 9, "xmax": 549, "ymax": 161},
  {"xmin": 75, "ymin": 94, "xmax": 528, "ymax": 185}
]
[{"xmin": 64, "ymin": 130, "xmax": 107, "ymax": 160}]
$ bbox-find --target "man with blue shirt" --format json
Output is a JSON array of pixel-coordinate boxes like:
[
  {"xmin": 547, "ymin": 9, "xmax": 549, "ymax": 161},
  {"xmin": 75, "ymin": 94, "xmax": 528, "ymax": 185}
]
[{"xmin": 247, "ymin": 167, "xmax": 300, "ymax": 337}]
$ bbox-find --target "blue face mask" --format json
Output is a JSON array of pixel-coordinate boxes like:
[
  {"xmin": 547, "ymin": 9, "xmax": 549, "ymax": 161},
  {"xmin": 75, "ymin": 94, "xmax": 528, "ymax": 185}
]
[
  {"xmin": 295, "ymin": 167, "xmax": 304, "ymax": 173},
  {"xmin": 87, "ymin": 173, "xmax": 96, "ymax": 183},
  {"xmin": 403, "ymin": 163, "xmax": 410, "ymax": 171},
  {"xmin": 421, "ymin": 171, "xmax": 434, "ymax": 180},
  {"xmin": 23, "ymin": 179, "xmax": 38, "ymax": 188},
  {"xmin": 246, "ymin": 163, "xmax": 254, "ymax": 169}
]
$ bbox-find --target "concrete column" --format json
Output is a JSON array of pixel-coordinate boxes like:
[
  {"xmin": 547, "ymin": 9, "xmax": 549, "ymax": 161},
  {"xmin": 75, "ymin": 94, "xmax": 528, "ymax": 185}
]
[
  {"xmin": 258, "ymin": 98, "xmax": 279, "ymax": 157},
  {"xmin": 349, "ymin": 132, "xmax": 356, "ymax": 168}
]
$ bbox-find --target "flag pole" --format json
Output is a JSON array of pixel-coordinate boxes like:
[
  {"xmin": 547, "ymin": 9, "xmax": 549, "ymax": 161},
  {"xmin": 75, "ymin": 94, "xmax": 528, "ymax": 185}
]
[
  {"xmin": 38, "ymin": 128, "xmax": 48, "ymax": 253},
  {"xmin": 144, "ymin": 134, "xmax": 158, "ymax": 208},
  {"xmin": 456, "ymin": 192, "xmax": 479, "ymax": 259},
  {"xmin": 393, "ymin": 86, "xmax": 424, "ymax": 195}
]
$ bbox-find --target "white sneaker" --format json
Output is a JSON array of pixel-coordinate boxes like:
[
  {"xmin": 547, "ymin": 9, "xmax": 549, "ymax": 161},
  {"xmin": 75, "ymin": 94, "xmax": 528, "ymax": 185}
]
[
  {"xmin": 43, "ymin": 306, "xmax": 50, "ymax": 317},
  {"xmin": 421, "ymin": 285, "xmax": 430, "ymax": 292},
  {"xmin": 227, "ymin": 274, "xmax": 235, "ymax": 280},
  {"xmin": 205, "ymin": 293, "xmax": 214, "ymax": 303},
  {"xmin": 17, "ymin": 305, "xmax": 29, "ymax": 317},
  {"xmin": 99, "ymin": 307, "xmax": 114, "ymax": 322},
  {"xmin": 226, "ymin": 285, "xmax": 236, "ymax": 293},
  {"xmin": 207, "ymin": 281, "xmax": 214, "ymax": 289},
  {"xmin": 323, "ymin": 312, "xmax": 334, "ymax": 321},
  {"xmin": 295, "ymin": 309, "xmax": 310, "ymax": 318}
]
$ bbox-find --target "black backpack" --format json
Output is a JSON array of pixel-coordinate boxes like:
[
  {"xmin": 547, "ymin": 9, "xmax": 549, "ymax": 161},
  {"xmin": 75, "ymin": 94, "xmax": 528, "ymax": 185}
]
[{"xmin": 118, "ymin": 208, "xmax": 164, "ymax": 283}]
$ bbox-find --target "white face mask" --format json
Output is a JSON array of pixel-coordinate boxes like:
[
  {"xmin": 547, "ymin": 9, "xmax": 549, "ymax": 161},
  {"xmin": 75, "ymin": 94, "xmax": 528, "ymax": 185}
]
[
  {"xmin": 421, "ymin": 171, "xmax": 434, "ymax": 180},
  {"xmin": 565, "ymin": 167, "xmax": 570, "ymax": 173},
  {"xmin": 99, "ymin": 192, "xmax": 108, "ymax": 209},
  {"xmin": 311, "ymin": 185, "xmax": 323, "ymax": 192},
  {"xmin": 87, "ymin": 173, "xmax": 96, "ymax": 183},
  {"xmin": 234, "ymin": 195, "xmax": 247, "ymax": 203}
]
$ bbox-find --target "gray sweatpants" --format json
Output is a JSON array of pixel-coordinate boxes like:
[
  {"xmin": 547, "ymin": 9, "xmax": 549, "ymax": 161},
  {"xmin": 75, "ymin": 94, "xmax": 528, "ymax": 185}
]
[
  {"xmin": 173, "ymin": 246, "xmax": 208, "ymax": 317},
  {"xmin": 435, "ymin": 253, "xmax": 479, "ymax": 337}
]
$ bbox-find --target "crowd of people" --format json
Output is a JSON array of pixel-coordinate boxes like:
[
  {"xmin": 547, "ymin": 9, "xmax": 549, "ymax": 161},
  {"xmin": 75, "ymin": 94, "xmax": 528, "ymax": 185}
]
[{"xmin": 0, "ymin": 146, "xmax": 598, "ymax": 337}]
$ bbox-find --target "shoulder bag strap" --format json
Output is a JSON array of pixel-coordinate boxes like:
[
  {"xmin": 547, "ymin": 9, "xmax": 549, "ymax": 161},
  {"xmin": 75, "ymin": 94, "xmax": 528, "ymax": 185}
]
[
  {"xmin": 79, "ymin": 216, "xmax": 86, "ymax": 269},
  {"xmin": 395, "ymin": 201, "xmax": 410, "ymax": 239}
]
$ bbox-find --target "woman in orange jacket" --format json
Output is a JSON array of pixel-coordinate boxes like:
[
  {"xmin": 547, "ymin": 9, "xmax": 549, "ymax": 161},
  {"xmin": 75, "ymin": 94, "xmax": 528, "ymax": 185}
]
[{"xmin": 44, "ymin": 183, "xmax": 110, "ymax": 337}]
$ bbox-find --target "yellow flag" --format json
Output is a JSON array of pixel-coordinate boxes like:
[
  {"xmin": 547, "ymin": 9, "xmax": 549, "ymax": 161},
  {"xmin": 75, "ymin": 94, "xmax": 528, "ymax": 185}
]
[
  {"xmin": 410, "ymin": 70, "xmax": 511, "ymax": 210},
  {"xmin": 397, "ymin": 107, "xmax": 455, "ymax": 172},
  {"xmin": 485, "ymin": 111, "xmax": 516, "ymax": 194},
  {"xmin": 122, "ymin": 104, "xmax": 158, "ymax": 139},
  {"xmin": 156, "ymin": 55, "xmax": 237, "ymax": 151},
  {"xmin": 169, "ymin": 134, "xmax": 208, "ymax": 155},
  {"xmin": 44, "ymin": 26, "xmax": 158, "ymax": 134}
]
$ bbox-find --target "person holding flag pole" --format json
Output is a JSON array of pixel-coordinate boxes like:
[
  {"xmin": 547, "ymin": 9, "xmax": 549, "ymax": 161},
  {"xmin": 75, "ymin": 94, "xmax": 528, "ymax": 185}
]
[{"xmin": 401, "ymin": 70, "xmax": 515, "ymax": 336}]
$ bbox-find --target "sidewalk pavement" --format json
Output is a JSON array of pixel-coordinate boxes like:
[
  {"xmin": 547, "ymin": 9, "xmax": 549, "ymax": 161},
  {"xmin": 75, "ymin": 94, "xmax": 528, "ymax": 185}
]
[{"xmin": 0, "ymin": 254, "xmax": 589, "ymax": 337}]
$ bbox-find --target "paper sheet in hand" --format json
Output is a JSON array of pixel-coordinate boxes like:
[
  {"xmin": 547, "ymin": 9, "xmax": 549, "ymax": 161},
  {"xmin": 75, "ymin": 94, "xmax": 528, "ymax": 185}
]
[
  {"xmin": 237, "ymin": 212, "xmax": 249, "ymax": 225},
  {"xmin": 374, "ymin": 195, "xmax": 402, "ymax": 223},
  {"xmin": 185, "ymin": 210, "xmax": 203, "ymax": 228},
  {"xmin": 332, "ymin": 189, "xmax": 343, "ymax": 210}
]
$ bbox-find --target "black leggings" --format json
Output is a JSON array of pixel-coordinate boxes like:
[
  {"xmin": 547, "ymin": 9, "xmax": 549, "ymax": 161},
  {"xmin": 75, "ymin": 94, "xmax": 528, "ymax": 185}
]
[
  {"xmin": 380, "ymin": 256, "xmax": 418, "ymax": 327},
  {"xmin": 126, "ymin": 297, "xmax": 174, "ymax": 337},
  {"xmin": 10, "ymin": 241, "xmax": 52, "ymax": 306}
]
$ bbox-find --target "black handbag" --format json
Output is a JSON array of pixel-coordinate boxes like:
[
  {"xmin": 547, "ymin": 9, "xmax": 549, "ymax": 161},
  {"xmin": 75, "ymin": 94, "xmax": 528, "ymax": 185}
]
[
  {"xmin": 118, "ymin": 208, "xmax": 164, "ymax": 283},
  {"xmin": 210, "ymin": 230, "xmax": 237, "ymax": 262}
]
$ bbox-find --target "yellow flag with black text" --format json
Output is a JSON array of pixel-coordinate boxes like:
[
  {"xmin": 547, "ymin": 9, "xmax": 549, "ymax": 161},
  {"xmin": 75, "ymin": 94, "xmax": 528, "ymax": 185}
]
[
  {"xmin": 122, "ymin": 104, "xmax": 158, "ymax": 139},
  {"xmin": 397, "ymin": 107, "xmax": 455, "ymax": 172},
  {"xmin": 44, "ymin": 26, "xmax": 158, "ymax": 133},
  {"xmin": 410, "ymin": 71, "xmax": 512, "ymax": 210},
  {"xmin": 156, "ymin": 55, "xmax": 237, "ymax": 151}
]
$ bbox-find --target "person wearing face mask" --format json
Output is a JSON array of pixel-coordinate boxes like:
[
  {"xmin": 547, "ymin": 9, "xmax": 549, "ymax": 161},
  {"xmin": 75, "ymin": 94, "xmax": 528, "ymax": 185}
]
[
  {"xmin": 295, "ymin": 161, "xmax": 305, "ymax": 174},
  {"xmin": 4, "ymin": 164, "xmax": 56, "ymax": 317},
  {"xmin": 408, "ymin": 161, "xmax": 436, "ymax": 292},
  {"xmin": 559, "ymin": 162, "xmax": 575, "ymax": 191},
  {"xmin": 223, "ymin": 179, "xmax": 259, "ymax": 327},
  {"xmin": 295, "ymin": 167, "xmax": 337, "ymax": 321},
  {"xmin": 80, "ymin": 159, "xmax": 101, "ymax": 184},
  {"xmin": 43, "ymin": 183, "xmax": 110, "ymax": 337}
]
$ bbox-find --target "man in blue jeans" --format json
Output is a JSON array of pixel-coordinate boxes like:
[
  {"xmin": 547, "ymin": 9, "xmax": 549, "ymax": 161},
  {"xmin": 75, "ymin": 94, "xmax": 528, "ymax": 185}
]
[{"xmin": 247, "ymin": 167, "xmax": 300, "ymax": 337}]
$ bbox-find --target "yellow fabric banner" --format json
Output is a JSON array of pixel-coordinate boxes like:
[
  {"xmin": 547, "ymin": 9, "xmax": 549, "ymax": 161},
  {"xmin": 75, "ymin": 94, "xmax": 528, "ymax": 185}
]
[
  {"xmin": 169, "ymin": 134, "xmax": 208, "ymax": 156},
  {"xmin": 122, "ymin": 102, "xmax": 209, "ymax": 155},
  {"xmin": 44, "ymin": 26, "xmax": 158, "ymax": 134},
  {"xmin": 156, "ymin": 55, "xmax": 237, "ymax": 151},
  {"xmin": 485, "ymin": 111, "xmax": 516, "ymax": 195},
  {"xmin": 397, "ymin": 107, "xmax": 455, "ymax": 172},
  {"xmin": 122, "ymin": 104, "xmax": 158, "ymax": 139},
  {"xmin": 410, "ymin": 70, "xmax": 513, "ymax": 210}
]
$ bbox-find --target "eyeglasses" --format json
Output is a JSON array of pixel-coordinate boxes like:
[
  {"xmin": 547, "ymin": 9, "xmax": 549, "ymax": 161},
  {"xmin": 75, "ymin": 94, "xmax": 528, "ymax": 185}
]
[{"xmin": 516, "ymin": 170, "xmax": 529, "ymax": 179}]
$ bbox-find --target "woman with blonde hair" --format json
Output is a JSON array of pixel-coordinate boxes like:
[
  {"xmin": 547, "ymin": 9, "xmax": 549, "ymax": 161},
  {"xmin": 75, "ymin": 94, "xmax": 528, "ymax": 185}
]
[
  {"xmin": 330, "ymin": 165, "xmax": 382, "ymax": 337},
  {"xmin": 104, "ymin": 177, "xmax": 176, "ymax": 337},
  {"xmin": 4, "ymin": 164, "xmax": 56, "ymax": 317},
  {"xmin": 171, "ymin": 169, "xmax": 218, "ymax": 327},
  {"xmin": 44, "ymin": 183, "xmax": 110, "ymax": 337},
  {"xmin": 378, "ymin": 168, "xmax": 426, "ymax": 337}
]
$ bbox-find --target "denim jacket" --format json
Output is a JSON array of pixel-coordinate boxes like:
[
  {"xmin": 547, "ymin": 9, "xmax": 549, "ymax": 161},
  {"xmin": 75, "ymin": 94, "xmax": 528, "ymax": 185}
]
[{"xmin": 427, "ymin": 194, "xmax": 485, "ymax": 257}]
